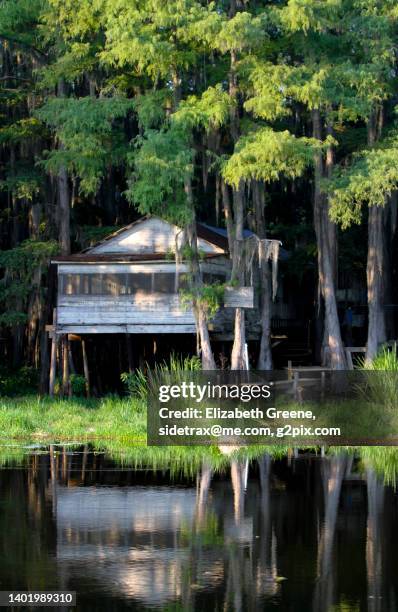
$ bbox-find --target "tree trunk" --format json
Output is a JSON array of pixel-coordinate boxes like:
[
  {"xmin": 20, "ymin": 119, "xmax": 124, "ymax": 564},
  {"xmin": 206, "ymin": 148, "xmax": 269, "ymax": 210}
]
[
  {"xmin": 383, "ymin": 193, "xmax": 397, "ymax": 340},
  {"xmin": 254, "ymin": 181, "xmax": 273, "ymax": 370},
  {"xmin": 366, "ymin": 204, "xmax": 386, "ymax": 362},
  {"xmin": 57, "ymin": 166, "xmax": 70, "ymax": 256},
  {"xmin": 184, "ymin": 177, "xmax": 217, "ymax": 370},
  {"xmin": 312, "ymin": 110, "xmax": 346, "ymax": 369},
  {"xmin": 227, "ymin": 1, "xmax": 248, "ymax": 371},
  {"xmin": 231, "ymin": 183, "xmax": 247, "ymax": 370},
  {"xmin": 366, "ymin": 108, "xmax": 386, "ymax": 362},
  {"xmin": 321, "ymin": 126, "xmax": 338, "ymax": 356},
  {"xmin": 221, "ymin": 179, "xmax": 235, "ymax": 259},
  {"xmin": 320, "ymin": 209, "xmax": 347, "ymax": 369},
  {"xmin": 49, "ymin": 334, "xmax": 57, "ymax": 397},
  {"xmin": 57, "ymin": 80, "xmax": 71, "ymax": 255},
  {"xmin": 82, "ymin": 338, "xmax": 90, "ymax": 397}
]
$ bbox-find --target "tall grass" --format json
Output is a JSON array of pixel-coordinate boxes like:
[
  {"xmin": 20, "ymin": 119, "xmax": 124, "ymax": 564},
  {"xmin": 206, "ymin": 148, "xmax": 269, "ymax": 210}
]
[
  {"xmin": 121, "ymin": 352, "xmax": 201, "ymax": 400},
  {"xmin": 359, "ymin": 347, "xmax": 398, "ymax": 410}
]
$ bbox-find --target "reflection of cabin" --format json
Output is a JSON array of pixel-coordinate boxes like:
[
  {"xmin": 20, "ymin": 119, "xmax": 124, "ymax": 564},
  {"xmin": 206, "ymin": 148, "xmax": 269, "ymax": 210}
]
[{"xmin": 51, "ymin": 216, "xmax": 231, "ymax": 336}]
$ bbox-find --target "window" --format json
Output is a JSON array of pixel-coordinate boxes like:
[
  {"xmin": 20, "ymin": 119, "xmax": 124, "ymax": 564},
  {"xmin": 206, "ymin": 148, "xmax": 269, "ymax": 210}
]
[
  {"xmin": 153, "ymin": 273, "xmax": 175, "ymax": 293},
  {"xmin": 126, "ymin": 273, "xmax": 152, "ymax": 294},
  {"xmin": 59, "ymin": 271, "xmax": 184, "ymax": 295},
  {"xmin": 102, "ymin": 274, "xmax": 126, "ymax": 296},
  {"xmin": 60, "ymin": 274, "xmax": 80, "ymax": 295}
]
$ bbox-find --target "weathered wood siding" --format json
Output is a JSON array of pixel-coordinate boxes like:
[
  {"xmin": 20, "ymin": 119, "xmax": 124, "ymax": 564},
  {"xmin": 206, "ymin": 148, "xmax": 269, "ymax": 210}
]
[
  {"xmin": 57, "ymin": 295, "xmax": 196, "ymax": 326},
  {"xmin": 56, "ymin": 260, "xmax": 229, "ymax": 334}
]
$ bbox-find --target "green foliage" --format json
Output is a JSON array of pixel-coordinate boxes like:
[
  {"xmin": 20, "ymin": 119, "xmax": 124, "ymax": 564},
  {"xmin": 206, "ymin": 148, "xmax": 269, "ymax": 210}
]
[
  {"xmin": 126, "ymin": 125, "xmax": 194, "ymax": 223},
  {"xmin": 0, "ymin": 118, "xmax": 44, "ymax": 145},
  {"xmin": 70, "ymin": 374, "xmax": 86, "ymax": 397},
  {"xmin": 0, "ymin": 239, "xmax": 58, "ymax": 326},
  {"xmin": 181, "ymin": 282, "xmax": 225, "ymax": 318},
  {"xmin": 173, "ymin": 85, "xmax": 234, "ymax": 133},
  {"xmin": 0, "ymin": 239, "xmax": 58, "ymax": 274},
  {"xmin": 212, "ymin": 11, "xmax": 265, "ymax": 53},
  {"xmin": 0, "ymin": 0, "xmax": 43, "ymax": 52},
  {"xmin": 36, "ymin": 97, "xmax": 134, "ymax": 194},
  {"xmin": 328, "ymin": 132, "xmax": 398, "ymax": 228},
  {"xmin": 77, "ymin": 225, "xmax": 121, "ymax": 249},
  {"xmin": 222, "ymin": 128, "xmax": 316, "ymax": 188},
  {"xmin": 133, "ymin": 90, "xmax": 171, "ymax": 130},
  {"xmin": 0, "ymin": 168, "xmax": 42, "ymax": 202},
  {"xmin": 278, "ymin": 0, "xmax": 342, "ymax": 34},
  {"xmin": 0, "ymin": 366, "xmax": 38, "ymax": 396},
  {"xmin": 242, "ymin": 61, "xmax": 297, "ymax": 122},
  {"xmin": 99, "ymin": 0, "xmax": 217, "ymax": 79}
]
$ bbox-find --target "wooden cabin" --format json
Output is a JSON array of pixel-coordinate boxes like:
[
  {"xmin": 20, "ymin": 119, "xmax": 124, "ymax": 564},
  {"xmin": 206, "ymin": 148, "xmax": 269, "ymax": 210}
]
[
  {"xmin": 51, "ymin": 216, "xmax": 234, "ymax": 336},
  {"xmin": 48, "ymin": 216, "xmax": 288, "ymax": 392}
]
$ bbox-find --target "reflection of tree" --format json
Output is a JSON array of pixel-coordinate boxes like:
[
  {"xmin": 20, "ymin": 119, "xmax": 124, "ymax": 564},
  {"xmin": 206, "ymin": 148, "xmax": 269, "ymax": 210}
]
[
  {"xmin": 313, "ymin": 454, "xmax": 348, "ymax": 612},
  {"xmin": 0, "ymin": 456, "xmax": 58, "ymax": 592},
  {"xmin": 257, "ymin": 454, "xmax": 279, "ymax": 597},
  {"xmin": 222, "ymin": 455, "xmax": 281, "ymax": 611},
  {"xmin": 230, "ymin": 459, "xmax": 247, "ymax": 523},
  {"xmin": 195, "ymin": 462, "xmax": 212, "ymax": 527},
  {"xmin": 366, "ymin": 469, "xmax": 384, "ymax": 612}
]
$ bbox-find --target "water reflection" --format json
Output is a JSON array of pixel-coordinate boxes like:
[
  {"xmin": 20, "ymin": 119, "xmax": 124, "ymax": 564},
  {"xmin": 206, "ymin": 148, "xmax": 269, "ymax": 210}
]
[{"xmin": 0, "ymin": 449, "xmax": 398, "ymax": 611}]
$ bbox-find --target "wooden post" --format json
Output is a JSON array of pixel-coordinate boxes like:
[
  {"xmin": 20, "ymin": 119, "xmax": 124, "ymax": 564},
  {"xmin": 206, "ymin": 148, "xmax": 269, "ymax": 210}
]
[
  {"xmin": 68, "ymin": 339, "xmax": 76, "ymax": 375},
  {"xmin": 62, "ymin": 335, "xmax": 71, "ymax": 397},
  {"xmin": 49, "ymin": 308, "xmax": 58, "ymax": 397},
  {"xmin": 81, "ymin": 338, "xmax": 90, "ymax": 397},
  {"xmin": 293, "ymin": 370, "xmax": 299, "ymax": 400},
  {"xmin": 345, "ymin": 348, "xmax": 354, "ymax": 370},
  {"xmin": 49, "ymin": 333, "xmax": 57, "ymax": 397}
]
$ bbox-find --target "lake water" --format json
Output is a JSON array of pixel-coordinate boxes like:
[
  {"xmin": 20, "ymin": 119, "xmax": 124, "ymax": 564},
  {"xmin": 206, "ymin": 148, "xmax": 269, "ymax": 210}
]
[{"xmin": 0, "ymin": 447, "xmax": 397, "ymax": 611}]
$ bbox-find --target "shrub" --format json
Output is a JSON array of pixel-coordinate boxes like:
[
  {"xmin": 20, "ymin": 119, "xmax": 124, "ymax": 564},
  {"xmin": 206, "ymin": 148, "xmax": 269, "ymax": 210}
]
[
  {"xmin": 70, "ymin": 374, "xmax": 87, "ymax": 397},
  {"xmin": 0, "ymin": 366, "xmax": 38, "ymax": 396}
]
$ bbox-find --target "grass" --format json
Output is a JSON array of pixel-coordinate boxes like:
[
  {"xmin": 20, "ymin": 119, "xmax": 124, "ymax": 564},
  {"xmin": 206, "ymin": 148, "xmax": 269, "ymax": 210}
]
[
  {"xmin": 0, "ymin": 393, "xmax": 292, "ymax": 474},
  {"xmin": 1, "ymin": 395, "xmax": 398, "ymax": 486},
  {"xmin": 0, "ymin": 393, "xmax": 397, "ymax": 445},
  {"xmin": 0, "ymin": 395, "xmax": 146, "ymax": 442}
]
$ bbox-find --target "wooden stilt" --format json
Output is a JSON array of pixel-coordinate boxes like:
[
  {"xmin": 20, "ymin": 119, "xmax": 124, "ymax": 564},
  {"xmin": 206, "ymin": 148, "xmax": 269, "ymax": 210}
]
[
  {"xmin": 62, "ymin": 335, "xmax": 70, "ymax": 397},
  {"xmin": 81, "ymin": 338, "xmax": 90, "ymax": 397},
  {"xmin": 49, "ymin": 333, "xmax": 57, "ymax": 397},
  {"xmin": 68, "ymin": 338, "xmax": 76, "ymax": 375},
  {"xmin": 48, "ymin": 309, "xmax": 58, "ymax": 397}
]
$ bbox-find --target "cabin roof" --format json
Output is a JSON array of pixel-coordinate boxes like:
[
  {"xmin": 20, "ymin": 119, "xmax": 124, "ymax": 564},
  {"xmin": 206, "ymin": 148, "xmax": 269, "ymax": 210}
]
[
  {"xmin": 51, "ymin": 216, "xmax": 287, "ymax": 264},
  {"xmin": 83, "ymin": 215, "xmax": 229, "ymax": 253},
  {"xmin": 52, "ymin": 216, "xmax": 229, "ymax": 263}
]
